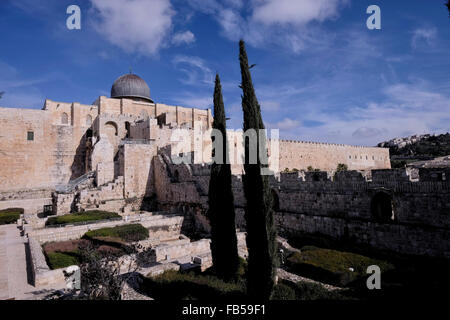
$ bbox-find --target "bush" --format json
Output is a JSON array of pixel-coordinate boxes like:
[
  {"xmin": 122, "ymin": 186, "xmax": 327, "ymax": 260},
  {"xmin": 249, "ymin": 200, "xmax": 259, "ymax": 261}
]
[
  {"xmin": 287, "ymin": 246, "xmax": 394, "ymax": 287},
  {"xmin": 292, "ymin": 281, "xmax": 347, "ymax": 300},
  {"xmin": 46, "ymin": 251, "xmax": 81, "ymax": 269},
  {"xmin": 0, "ymin": 208, "xmax": 23, "ymax": 225},
  {"xmin": 83, "ymin": 224, "xmax": 149, "ymax": 243},
  {"xmin": 46, "ymin": 210, "xmax": 120, "ymax": 226},
  {"xmin": 272, "ymin": 283, "xmax": 296, "ymax": 300},
  {"xmin": 143, "ymin": 270, "xmax": 245, "ymax": 300}
]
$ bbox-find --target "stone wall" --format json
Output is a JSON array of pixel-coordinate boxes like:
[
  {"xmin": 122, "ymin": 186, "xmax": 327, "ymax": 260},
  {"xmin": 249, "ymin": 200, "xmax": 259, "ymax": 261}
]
[
  {"xmin": 0, "ymin": 188, "xmax": 52, "ymax": 214},
  {"xmin": 26, "ymin": 212, "xmax": 184, "ymax": 244},
  {"xmin": 153, "ymin": 156, "xmax": 450, "ymax": 259}
]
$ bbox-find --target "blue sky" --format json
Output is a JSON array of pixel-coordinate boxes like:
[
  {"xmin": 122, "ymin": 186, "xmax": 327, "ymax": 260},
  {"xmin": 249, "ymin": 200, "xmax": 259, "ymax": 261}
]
[{"xmin": 0, "ymin": 0, "xmax": 449, "ymax": 146}]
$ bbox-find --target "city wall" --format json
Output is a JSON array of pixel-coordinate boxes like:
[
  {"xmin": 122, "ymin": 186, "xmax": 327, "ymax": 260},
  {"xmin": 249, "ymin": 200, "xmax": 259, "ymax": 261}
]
[{"xmin": 154, "ymin": 156, "xmax": 450, "ymax": 259}]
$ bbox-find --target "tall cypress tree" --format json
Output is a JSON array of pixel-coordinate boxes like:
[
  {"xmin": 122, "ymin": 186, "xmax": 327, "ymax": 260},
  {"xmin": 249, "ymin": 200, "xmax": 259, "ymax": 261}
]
[
  {"xmin": 207, "ymin": 74, "xmax": 239, "ymax": 280},
  {"xmin": 239, "ymin": 40, "xmax": 277, "ymax": 299}
]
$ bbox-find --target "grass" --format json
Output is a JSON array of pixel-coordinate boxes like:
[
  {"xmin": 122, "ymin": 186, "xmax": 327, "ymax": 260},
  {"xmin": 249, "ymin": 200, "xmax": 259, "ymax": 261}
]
[
  {"xmin": 142, "ymin": 255, "xmax": 347, "ymax": 301},
  {"xmin": 45, "ymin": 210, "xmax": 120, "ymax": 226},
  {"xmin": 143, "ymin": 270, "xmax": 246, "ymax": 300},
  {"xmin": 272, "ymin": 280, "xmax": 348, "ymax": 300},
  {"xmin": 45, "ymin": 251, "xmax": 81, "ymax": 269},
  {"xmin": 287, "ymin": 246, "xmax": 394, "ymax": 287},
  {"xmin": 83, "ymin": 223, "xmax": 149, "ymax": 243},
  {"xmin": 0, "ymin": 208, "xmax": 23, "ymax": 225}
]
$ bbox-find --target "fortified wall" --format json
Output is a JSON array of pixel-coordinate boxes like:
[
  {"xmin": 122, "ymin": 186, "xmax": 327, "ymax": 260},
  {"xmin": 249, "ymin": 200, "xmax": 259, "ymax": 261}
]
[{"xmin": 152, "ymin": 155, "xmax": 450, "ymax": 259}]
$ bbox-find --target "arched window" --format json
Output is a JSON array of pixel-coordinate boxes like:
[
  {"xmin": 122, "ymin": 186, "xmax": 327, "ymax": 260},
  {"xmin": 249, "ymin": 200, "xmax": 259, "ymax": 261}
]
[
  {"xmin": 371, "ymin": 192, "xmax": 395, "ymax": 223},
  {"xmin": 61, "ymin": 112, "xmax": 68, "ymax": 125},
  {"xmin": 104, "ymin": 121, "xmax": 118, "ymax": 136},
  {"xmin": 86, "ymin": 115, "xmax": 92, "ymax": 126},
  {"xmin": 125, "ymin": 121, "xmax": 131, "ymax": 138}
]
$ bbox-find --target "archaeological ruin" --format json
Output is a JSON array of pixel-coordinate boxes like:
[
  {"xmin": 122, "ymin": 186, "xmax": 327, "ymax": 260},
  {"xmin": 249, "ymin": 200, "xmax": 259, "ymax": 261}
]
[{"xmin": 0, "ymin": 73, "xmax": 448, "ymax": 299}]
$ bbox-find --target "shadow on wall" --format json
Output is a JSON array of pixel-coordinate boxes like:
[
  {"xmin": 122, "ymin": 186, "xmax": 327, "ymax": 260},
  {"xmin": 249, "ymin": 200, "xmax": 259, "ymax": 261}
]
[{"xmin": 69, "ymin": 129, "xmax": 92, "ymax": 181}]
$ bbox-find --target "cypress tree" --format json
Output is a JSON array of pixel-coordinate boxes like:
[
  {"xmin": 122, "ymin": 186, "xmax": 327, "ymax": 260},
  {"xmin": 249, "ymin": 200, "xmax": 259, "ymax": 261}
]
[
  {"xmin": 239, "ymin": 40, "xmax": 277, "ymax": 299},
  {"xmin": 207, "ymin": 74, "xmax": 239, "ymax": 280}
]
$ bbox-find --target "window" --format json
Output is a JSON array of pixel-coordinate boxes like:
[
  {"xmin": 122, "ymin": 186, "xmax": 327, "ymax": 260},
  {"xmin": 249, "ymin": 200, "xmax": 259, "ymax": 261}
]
[
  {"xmin": 61, "ymin": 112, "xmax": 68, "ymax": 125},
  {"xmin": 27, "ymin": 131, "xmax": 34, "ymax": 141}
]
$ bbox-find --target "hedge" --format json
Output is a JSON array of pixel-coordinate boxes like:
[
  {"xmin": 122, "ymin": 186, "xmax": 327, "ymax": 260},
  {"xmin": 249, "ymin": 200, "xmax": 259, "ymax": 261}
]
[
  {"xmin": 0, "ymin": 208, "xmax": 23, "ymax": 225},
  {"xmin": 143, "ymin": 270, "xmax": 245, "ymax": 300},
  {"xmin": 46, "ymin": 251, "xmax": 81, "ymax": 269},
  {"xmin": 46, "ymin": 210, "xmax": 120, "ymax": 226},
  {"xmin": 83, "ymin": 223, "xmax": 149, "ymax": 243},
  {"xmin": 287, "ymin": 246, "xmax": 394, "ymax": 287}
]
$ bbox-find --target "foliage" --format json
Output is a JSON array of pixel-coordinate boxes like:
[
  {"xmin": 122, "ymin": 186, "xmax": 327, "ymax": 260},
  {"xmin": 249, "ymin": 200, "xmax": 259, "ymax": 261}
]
[
  {"xmin": 271, "ymin": 282, "xmax": 296, "ymax": 300},
  {"xmin": 0, "ymin": 208, "xmax": 23, "ymax": 225},
  {"xmin": 239, "ymin": 39, "xmax": 277, "ymax": 299},
  {"xmin": 46, "ymin": 210, "xmax": 120, "ymax": 226},
  {"xmin": 387, "ymin": 133, "xmax": 450, "ymax": 158},
  {"xmin": 83, "ymin": 223, "xmax": 149, "ymax": 243},
  {"xmin": 287, "ymin": 246, "xmax": 394, "ymax": 287},
  {"xmin": 78, "ymin": 241, "xmax": 124, "ymax": 300},
  {"xmin": 307, "ymin": 166, "xmax": 321, "ymax": 172},
  {"xmin": 336, "ymin": 163, "xmax": 348, "ymax": 172},
  {"xmin": 207, "ymin": 74, "xmax": 239, "ymax": 280},
  {"xmin": 143, "ymin": 270, "xmax": 245, "ymax": 300},
  {"xmin": 46, "ymin": 251, "xmax": 81, "ymax": 269}
]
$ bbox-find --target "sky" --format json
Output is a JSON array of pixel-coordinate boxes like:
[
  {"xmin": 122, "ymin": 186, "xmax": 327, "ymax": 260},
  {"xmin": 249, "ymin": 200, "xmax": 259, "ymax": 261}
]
[{"xmin": 0, "ymin": 0, "xmax": 449, "ymax": 146}]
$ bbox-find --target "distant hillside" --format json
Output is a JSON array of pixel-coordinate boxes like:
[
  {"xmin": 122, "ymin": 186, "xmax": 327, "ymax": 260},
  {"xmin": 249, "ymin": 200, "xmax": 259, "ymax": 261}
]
[{"xmin": 377, "ymin": 133, "xmax": 450, "ymax": 168}]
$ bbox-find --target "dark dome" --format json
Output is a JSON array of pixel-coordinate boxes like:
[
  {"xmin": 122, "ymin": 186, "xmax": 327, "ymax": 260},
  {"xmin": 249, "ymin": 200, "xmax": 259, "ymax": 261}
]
[{"xmin": 111, "ymin": 73, "xmax": 153, "ymax": 102}]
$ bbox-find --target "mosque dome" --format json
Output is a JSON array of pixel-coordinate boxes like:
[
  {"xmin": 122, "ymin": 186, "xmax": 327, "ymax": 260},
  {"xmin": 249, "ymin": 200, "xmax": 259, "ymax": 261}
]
[{"xmin": 110, "ymin": 73, "xmax": 153, "ymax": 103}]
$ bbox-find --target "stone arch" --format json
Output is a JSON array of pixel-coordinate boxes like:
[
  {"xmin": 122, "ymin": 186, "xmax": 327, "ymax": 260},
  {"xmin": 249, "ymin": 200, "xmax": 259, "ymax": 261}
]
[
  {"xmin": 371, "ymin": 192, "xmax": 395, "ymax": 223},
  {"xmin": 125, "ymin": 121, "xmax": 131, "ymax": 139},
  {"xmin": 61, "ymin": 112, "xmax": 69, "ymax": 125},
  {"xmin": 86, "ymin": 115, "xmax": 93, "ymax": 126},
  {"xmin": 104, "ymin": 121, "xmax": 118, "ymax": 136}
]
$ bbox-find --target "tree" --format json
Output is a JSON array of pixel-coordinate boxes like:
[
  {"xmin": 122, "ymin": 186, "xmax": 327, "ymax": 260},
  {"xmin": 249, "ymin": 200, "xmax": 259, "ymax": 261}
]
[
  {"xmin": 239, "ymin": 39, "xmax": 277, "ymax": 299},
  {"xmin": 336, "ymin": 163, "xmax": 348, "ymax": 172},
  {"xmin": 78, "ymin": 242, "xmax": 152, "ymax": 300},
  {"xmin": 447, "ymin": 1, "xmax": 450, "ymax": 17},
  {"xmin": 0, "ymin": 92, "xmax": 4, "ymax": 99},
  {"xmin": 207, "ymin": 74, "xmax": 239, "ymax": 280}
]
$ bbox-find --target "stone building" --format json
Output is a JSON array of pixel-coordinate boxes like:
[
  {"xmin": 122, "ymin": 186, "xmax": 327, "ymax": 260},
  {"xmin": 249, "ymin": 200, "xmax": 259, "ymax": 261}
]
[
  {"xmin": 0, "ymin": 73, "xmax": 389, "ymax": 194},
  {"xmin": 0, "ymin": 74, "xmax": 447, "ymax": 261}
]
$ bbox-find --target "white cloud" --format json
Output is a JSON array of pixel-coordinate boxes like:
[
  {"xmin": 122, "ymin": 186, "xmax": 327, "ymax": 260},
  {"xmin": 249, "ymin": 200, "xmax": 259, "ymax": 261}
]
[
  {"xmin": 275, "ymin": 81, "xmax": 450, "ymax": 145},
  {"xmin": 172, "ymin": 30, "xmax": 196, "ymax": 45},
  {"xmin": 186, "ymin": 0, "xmax": 348, "ymax": 53},
  {"xmin": 268, "ymin": 118, "xmax": 301, "ymax": 131},
  {"xmin": 252, "ymin": 0, "xmax": 347, "ymax": 25},
  {"xmin": 172, "ymin": 55, "xmax": 214, "ymax": 85},
  {"xmin": 89, "ymin": 0, "xmax": 175, "ymax": 56},
  {"xmin": 260, "ymin": 101, "xmax": 280, "ymax": 112},
  {"xmin": 411, "ymin": 27, "xmax": 437, "ymax": 49}
]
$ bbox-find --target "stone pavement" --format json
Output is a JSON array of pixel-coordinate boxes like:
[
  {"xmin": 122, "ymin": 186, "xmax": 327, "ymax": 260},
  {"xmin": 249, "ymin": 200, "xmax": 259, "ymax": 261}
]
[
  {"xmin": 0, "ymin": 224, "xmax": 35, "ymax": 299},
  {"xmin": 0, "ymin": 224, "xmax": 66, "ymax": 300}
]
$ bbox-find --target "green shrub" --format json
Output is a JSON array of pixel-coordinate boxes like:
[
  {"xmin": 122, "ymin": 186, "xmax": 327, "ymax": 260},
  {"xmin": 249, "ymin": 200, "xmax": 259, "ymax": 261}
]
[
  {"xmin": 46, "ymin": 210, "xmax": 120, "ymax": 226},
  {"xmin": 272, "ymin": 283, "xmax": 296, "ymax": 300},
  {"xmin": 292, "ymin": 281, "xmax": 347, "ymax": 300},
  {"xmin": 46, "ymin": 251, "xmax": 81, "ymax": 269},
  {"xmin": 143, "ymin": 270, "xmax": 245, "ymax": 300},
  {"xmin": 0, "ymin": 208, "xmax": 23, "ymax": 225},
  {"xmin": 287, "ymin": 247, "xmax": 394, "ymax": 287},
  {"xmin": 83, "ymin": 223, "xmax": 149, "ymax": 243}
]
